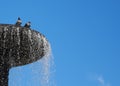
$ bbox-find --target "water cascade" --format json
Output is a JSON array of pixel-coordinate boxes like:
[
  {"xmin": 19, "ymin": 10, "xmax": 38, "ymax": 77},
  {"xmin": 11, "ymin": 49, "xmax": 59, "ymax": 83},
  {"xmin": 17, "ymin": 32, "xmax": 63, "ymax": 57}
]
[{"xmin": 0, "ymin": 24, "xmax": 51, "ymax": 86}]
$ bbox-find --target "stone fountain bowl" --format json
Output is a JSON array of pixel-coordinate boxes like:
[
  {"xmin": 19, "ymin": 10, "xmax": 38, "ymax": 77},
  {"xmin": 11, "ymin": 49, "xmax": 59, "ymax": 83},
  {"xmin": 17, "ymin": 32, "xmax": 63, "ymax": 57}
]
[{"xmin": 0, "ymin": 24, "xmax": 50, "ymax": 68}]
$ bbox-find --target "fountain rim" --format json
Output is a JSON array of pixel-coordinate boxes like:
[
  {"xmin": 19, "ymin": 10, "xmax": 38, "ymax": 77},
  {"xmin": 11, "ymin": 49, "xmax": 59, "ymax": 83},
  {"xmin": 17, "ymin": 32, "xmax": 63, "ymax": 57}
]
[
  {"xmin": 0, "ymin": 23, "xmax": 45, "ymax": 36},
  {"xmin": 0, "ymin": 23, "xmax": 49, "ymax": 67}
]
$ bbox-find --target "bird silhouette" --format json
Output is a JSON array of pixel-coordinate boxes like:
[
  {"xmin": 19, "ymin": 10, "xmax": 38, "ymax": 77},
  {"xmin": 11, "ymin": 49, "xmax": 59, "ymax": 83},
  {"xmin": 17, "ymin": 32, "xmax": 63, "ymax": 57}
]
[
  {"xmin": 24, "ymin": 22, "xmax": 31, "ymax": 28},
  {"xmin": 15, "ymin": 17, "xmax": 22, "ymax": 26}
]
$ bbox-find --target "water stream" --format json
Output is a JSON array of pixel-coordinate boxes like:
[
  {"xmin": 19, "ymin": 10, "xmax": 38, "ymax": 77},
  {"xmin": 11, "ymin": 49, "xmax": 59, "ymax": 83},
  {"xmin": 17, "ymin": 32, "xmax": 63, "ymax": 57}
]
[
  {"xmin": 9, "ymin": 44, "xmax": 55, "ymax": 86},
  {"xmin": 0, "ymin": 25, "xmax": 55, "ymax": 86}
]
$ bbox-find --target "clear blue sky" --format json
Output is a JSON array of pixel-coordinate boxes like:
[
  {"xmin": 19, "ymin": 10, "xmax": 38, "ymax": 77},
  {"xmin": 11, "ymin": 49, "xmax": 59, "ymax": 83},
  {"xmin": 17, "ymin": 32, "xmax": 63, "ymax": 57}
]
[{"xmin": 0, "ymin": 0, "xmax": 120, "ymax": 86}]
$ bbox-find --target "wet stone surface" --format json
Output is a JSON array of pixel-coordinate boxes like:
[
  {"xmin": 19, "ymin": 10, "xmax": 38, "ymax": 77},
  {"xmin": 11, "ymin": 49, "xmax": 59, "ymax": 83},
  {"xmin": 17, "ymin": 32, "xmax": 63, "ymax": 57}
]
[{"xmin": 0, "ymin": 24, "xmax": 50, "ymax": 86}]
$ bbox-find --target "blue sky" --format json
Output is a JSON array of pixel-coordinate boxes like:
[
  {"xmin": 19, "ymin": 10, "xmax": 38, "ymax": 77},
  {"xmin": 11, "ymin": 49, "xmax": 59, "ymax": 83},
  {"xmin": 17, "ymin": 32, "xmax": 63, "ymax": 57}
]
[{"xmin": 0, "ymin": 0, "xmax": 120, "ymax": 86}]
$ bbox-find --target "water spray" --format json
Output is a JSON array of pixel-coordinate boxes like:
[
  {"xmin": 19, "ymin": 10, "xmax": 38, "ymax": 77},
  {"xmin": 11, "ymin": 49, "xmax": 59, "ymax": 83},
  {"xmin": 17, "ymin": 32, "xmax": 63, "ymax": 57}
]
[{"xmin": 0, "ymin": 24, "xmax": 50, "ymax": 86}]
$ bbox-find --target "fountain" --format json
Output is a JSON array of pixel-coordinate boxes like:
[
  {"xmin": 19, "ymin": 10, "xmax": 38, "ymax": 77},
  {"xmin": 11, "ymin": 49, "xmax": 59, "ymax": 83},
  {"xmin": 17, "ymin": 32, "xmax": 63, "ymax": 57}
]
[{"xmin": 0, "ymin": 24, "xmax": 50, "ymax": 86}]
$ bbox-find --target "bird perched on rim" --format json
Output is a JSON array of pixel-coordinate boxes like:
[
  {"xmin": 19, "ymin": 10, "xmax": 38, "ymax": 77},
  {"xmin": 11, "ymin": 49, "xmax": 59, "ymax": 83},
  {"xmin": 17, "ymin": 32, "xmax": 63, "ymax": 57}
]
[
  {"xmin": 24, "ymin": 21, "xmax": 31, "ymax": 28},
  {"xmin": 15, "ymin": 17, "xmax": 22, "ymax": 26}
]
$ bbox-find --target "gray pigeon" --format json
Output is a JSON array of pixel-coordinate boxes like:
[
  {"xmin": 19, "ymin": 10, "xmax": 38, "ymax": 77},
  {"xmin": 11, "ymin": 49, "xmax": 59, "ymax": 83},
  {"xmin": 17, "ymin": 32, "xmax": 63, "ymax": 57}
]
[
  {"xmin": 15, "ymin": 17, "xmax": 22, "ymax": 26},
  {"xmin": 24, "ymin": 22, "xmax": 31, "ymax": 28}
]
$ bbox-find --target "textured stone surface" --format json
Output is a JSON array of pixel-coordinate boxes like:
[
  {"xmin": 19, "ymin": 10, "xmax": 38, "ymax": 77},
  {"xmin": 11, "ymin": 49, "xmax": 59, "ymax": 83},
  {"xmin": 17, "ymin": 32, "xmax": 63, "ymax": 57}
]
[{"xmin": 0, "ymin": 24, "xmax": 50, "ymax": 86}]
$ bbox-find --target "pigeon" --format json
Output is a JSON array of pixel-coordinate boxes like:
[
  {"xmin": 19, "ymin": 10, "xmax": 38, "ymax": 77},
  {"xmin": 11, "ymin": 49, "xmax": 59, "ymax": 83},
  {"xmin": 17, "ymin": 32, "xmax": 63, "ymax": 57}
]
[
  {"xmin": 15, "ymin": 17, "xmax": 22, "ymax": 26},
  {"xmin": 24, "ymin": 22, "xmax": 31, "ymax": 28}
]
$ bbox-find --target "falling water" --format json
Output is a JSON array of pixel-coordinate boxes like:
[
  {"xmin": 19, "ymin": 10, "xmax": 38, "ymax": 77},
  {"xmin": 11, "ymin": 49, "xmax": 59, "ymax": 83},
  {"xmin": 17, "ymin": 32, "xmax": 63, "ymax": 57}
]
[
  {"xmin": 9, "ymin": 44, "xmax": 55, "ymax": 86},
  {"xmin": 39, "ymin": 45, "xmax": 56, "ymax": 86},
  {"xmin": 0, "ymin": 24, "xmax": 55, "ymax": 86},
  {"xmin": 8, "ymin": 27, "xmax": 55, "ymax": 86}
]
